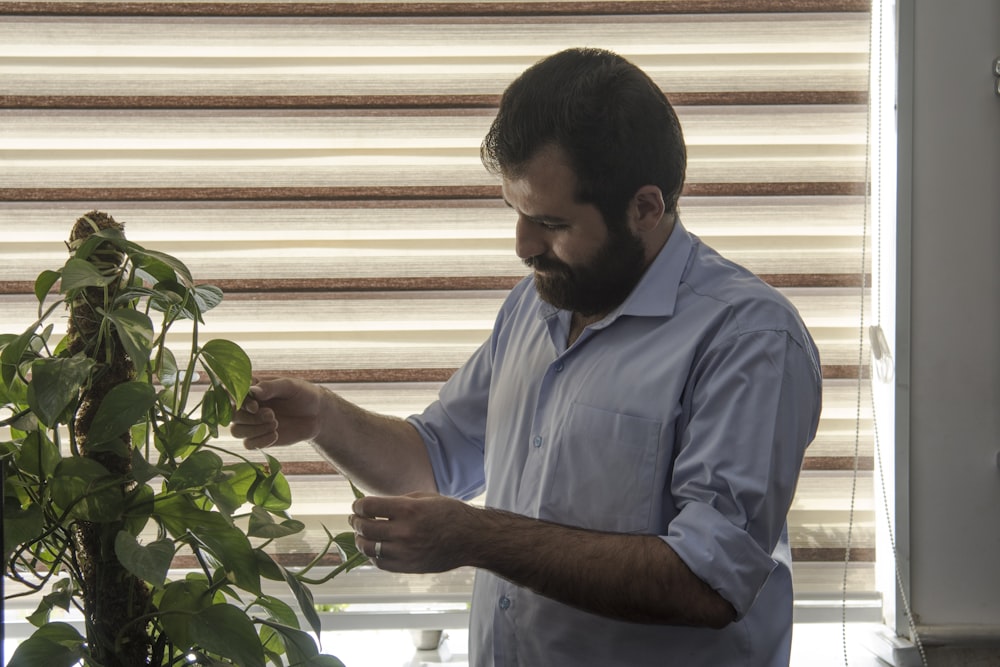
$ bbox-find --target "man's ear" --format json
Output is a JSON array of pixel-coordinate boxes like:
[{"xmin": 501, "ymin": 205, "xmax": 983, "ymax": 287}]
[{"xmin": 631, "ymin": 185, "xmax": 666, "ymax": 232}]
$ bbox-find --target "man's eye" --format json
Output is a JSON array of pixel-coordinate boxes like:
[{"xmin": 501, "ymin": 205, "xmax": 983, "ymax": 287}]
[{"xmin": 538, "ymin": 221, "xmax": 566, "ymax": 230}]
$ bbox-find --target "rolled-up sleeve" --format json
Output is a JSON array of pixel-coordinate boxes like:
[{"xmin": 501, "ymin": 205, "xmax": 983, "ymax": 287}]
[
  {"xmin": 408, "ymin": 337, "xmax": 493, "ymax": 501},
  {"xmin": 663, "ymin": 328, "xmax": 822, "ymax": 618}
]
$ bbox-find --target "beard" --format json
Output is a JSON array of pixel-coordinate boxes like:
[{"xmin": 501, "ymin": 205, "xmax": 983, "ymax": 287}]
[{"xmin": 525, "ymin": 226, "xmax": 648, "ymax": 317}]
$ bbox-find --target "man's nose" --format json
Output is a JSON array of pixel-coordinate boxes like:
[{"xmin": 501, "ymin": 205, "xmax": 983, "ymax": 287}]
[{"xmin": 514, "ymin": 215, "xmax": 545, "ymax": 260}]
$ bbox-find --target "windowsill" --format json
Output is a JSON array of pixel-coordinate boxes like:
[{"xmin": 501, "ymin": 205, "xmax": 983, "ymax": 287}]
[{"xmin": 2, "ymin": 622, "xmax": 900, "ymax": 667}]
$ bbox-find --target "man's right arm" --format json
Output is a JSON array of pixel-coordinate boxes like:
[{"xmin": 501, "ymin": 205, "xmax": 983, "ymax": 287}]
[{"xmin": 230, "ymin": 377, "xmax": 438, "ymax": 496}]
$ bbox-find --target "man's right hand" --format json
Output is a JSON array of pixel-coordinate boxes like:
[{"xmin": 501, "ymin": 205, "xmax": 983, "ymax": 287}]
[
  {"xmin": 230, "ymin": 376, "xmax": 325, "ymax": 450},
  {"xmin": 230, "ymin": 376, "xmax": 439, "ymax": 497}
]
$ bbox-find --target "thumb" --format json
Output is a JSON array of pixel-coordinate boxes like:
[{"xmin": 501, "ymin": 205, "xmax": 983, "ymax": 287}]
[{"xmin": 249, "ymin": 376, "xmax": 286, "ymax": 402}]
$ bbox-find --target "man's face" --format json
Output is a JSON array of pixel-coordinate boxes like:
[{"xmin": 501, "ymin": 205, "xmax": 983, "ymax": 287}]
[{"xmin": 501, "ymin": 146, "xmax": 648, "ymax": 317}]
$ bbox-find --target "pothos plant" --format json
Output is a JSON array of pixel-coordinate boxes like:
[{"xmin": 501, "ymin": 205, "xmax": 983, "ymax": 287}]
[{"xmin": 0, "ymin": 212, "xmax": 367, "ymax": 667}]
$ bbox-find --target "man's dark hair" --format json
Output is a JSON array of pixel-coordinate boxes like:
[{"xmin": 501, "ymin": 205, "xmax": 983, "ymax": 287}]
[{"xmin": 480, "ymin": 47, "xmax": 686, "ymax": 227}]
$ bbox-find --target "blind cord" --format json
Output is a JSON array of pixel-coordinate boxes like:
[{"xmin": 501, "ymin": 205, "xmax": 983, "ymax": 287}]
[{"xmin": 840, "ymin": 1, "xmax": 877, "ymax": 658}]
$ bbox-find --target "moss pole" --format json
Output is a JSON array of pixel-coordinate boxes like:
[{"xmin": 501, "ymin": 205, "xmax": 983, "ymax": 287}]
[{"xmin": 66, "ymin": 211, "xmax": 153, "ymax": 666}]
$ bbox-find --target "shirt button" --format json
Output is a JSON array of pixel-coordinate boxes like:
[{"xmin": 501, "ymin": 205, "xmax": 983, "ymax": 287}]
[
  {"xmin": 499, "ymin": 596, "xmax": 511, "ymax": 610},
  {"xmin": 554, "ymin": 361, "xmax": 564, "ymax": 372},
  {"xmin": 532, "ymin": 436, "xmax": 543, "ymax": 448}
]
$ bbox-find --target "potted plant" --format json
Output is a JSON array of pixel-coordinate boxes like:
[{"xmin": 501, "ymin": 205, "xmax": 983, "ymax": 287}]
[{"xmin": 1, "ymin": 211, "xmax": 365, "ymax": 666}]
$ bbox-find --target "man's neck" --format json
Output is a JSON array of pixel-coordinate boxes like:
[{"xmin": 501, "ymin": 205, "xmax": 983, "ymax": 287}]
[
  {"xmin": 564, "ymin": 212, "xmax": 678, "ymax": 347},
  {"xmin": 567, "ymin": 311, "xmax": 606, "ymax": 347}
]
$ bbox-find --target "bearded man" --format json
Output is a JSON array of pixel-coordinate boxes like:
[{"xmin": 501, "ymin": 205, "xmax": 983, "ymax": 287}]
[{"xmin": 232, "ymin": 47, "xmax": 822, "ymax": 667}]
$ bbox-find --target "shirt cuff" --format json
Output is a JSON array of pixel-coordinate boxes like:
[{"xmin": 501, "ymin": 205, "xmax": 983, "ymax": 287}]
[
  {"xmin": 407, "ymin": 407, "xmax": 486, "ymax": 501},
  {"xmin": 662, "ymin": 501, "xmax": 778, "ymax": 619}
]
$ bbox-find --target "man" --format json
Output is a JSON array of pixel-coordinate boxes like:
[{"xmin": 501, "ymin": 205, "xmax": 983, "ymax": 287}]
[{"xmin": 232, "ymin": 48, "xmax": 822, "ymax": 666}]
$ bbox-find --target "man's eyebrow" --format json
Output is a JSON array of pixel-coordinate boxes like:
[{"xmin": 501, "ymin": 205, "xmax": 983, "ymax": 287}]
[{"xmin": 501, "ymin": 199, "xmax": 568, "ymax": 223}]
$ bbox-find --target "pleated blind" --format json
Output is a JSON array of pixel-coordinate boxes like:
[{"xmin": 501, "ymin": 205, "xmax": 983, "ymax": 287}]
[{"xmin": 0, "ymin": 0, "xmax": 874, "ymax": 624}]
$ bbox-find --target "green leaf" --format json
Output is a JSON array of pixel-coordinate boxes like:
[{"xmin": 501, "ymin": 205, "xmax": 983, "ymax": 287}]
[
  {"xmin": 0, "ymin": 332, "xmax": 17, "ymax": 351},
  {"xmin": 130, "ymin": 447, "xmax": 165, "ymax": 485},
  {"xmin": 198, "ymin": 525, "xmax": 262, "ymax": 596},
  {"xmin": 1, "ymin": 329, "xmax": 35, "ymax": 389},
  {"xmin": 115, "ymin": 531, "xmax": 174, "ymax": 588},
  {"xmin": 253, "ymin": 594, "xmax": 301, "ymax": 628},
  {"xmin": 34, "ymin": 269, "xmax": 62, "ymax": 304},
  {"xmin": 154, "ymin": 416, "xmax": 201, "ymax": 459},
  {"xmin": 168, "ymin": 449, "xmax": 224, "ymax": 492},
  {"xmin": 188, "ymin": 605, "xmax": 266, "ymax": 667},
  {"xmin": 200, "ymin": 339, "xmax": 252, "ymax": 406},
  {"xmin": 248, "ymin": 506, "xmax": 306, "ymax": 539},
  {"xmin": 87, "ymin": 380, "xmax": 156, "ymax": 444},
  {"xmin": 333, "ymin": 531, "xmax": 365, "ymax": 565},
  {"xmin": 71, "ymin": 228, "xmax": 125, "ymax": 260},
  {"xmin": 26, "ymin": 354, "xmax": 94, "ymax": 427},
  {"xmin": 156, "ymin": 283, "xmax": 225, "ymax": 324},
  {"xmin": 265, "ymin": 453, "xmax": 283, "ymax": 475},
  {"xmin": 49, "ymin": 457, "xmax": 123, "ymax": 522},
  {"xmin": 3, "ymin": 502, "xmax": 43, "ymax": 562},
  {"xmin": 156, "ymin": 347, "xmax": 179, "ymax": 388},
  {"xmin": 130, "ymin": 246, "xmax": 195, "ymax": 288},
  {"xmin": 155, "ymin": 493, "xmax": 215, "ymax": 537},
  {"xmin": 259, "ymin": 625, "xmax": 287, "ymax": 663},
  {"xmin": 134, "ymin": 258, "xmax": 178, "ymax": 287},
  {"xmin": 122, "ymin": 481, "xmax": 155, "ymax": 536},
  {"xmin": 155, "ymin": 495, "xmax": 262, "ymax": 596},
  {"xmin": 158, "ymin": 578, "xmax": 214, "ymax": 650},
  {"xmin": 105, "ymin": 308, "xmax": 155, "ymax": 370},
  {"xmin": 0, "ymin": 333, "xmax": 19, "ymax": 402},
  {"xmin": 148, "ymin": 279, "xmax": 189, "ymax": 316},
  {"xmin": 200, "ymin": 386, "xmax": 233, "ymax": 437},
  {"xmin": 208, "ymin": 462, "xmax": 258, "ymax": 515},
  {"xmin": 283, "ymin": 565, "xmax": 322, "ymax": 639},
  {"xmin": 59, "ymin": 257, "xmax": 117, "ymax": 291},
  {"xmin": 6, "ymin": 622, "xmax": 87, "ymax": 667},
  {"xmin": 252, "ymin": 548, "xmax": 286, "ymax": 582},
  {"xmin": 193, "ymin": 284, "xmax": 224, "ymax": 315},
  {"xmin": 256, "ymin": 596, "xmax": 299, "ymax": 660},
  {"xmin": 73, "ymin": 226, "xmax": 128, "ymax": 260},
  {"xmin": 252, "ymin": 454, "xmax": 292, "ymax": 511},
  {"xmin": 26, "ymin": 580, "xmax": 74, "ymax": 627},
  {"xmin": 256, "ymin": 619, "xmax": 321, "ymax": 665},
  {"xmin": 14, "ymin": 429, "xmax": 61, "ymax": 479}
]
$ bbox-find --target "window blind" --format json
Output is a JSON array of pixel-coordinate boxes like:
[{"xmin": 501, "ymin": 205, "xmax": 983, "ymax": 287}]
[{"xmin": 0, "ymin": 0, "xmax": 874, "ymax": 628}]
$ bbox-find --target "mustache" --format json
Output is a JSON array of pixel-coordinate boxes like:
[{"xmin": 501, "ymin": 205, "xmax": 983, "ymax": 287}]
[{"xmin": 523, "ymin": 255, "xmax": 569, "ymax": 272}]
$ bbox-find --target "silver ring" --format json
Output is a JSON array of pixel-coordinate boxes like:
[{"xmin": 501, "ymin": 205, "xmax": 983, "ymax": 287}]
[{"xmin": 374, "ymin": 541, "xmax": 383, "ymax": 560}]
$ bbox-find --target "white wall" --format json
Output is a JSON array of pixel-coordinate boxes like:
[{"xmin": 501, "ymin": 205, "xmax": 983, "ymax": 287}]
[{"xmin": 897, "ymin": 0, "xmax": 1000, "ymax": 659}]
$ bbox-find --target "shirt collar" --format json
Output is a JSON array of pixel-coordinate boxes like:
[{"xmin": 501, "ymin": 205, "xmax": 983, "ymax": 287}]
[{"xmin": 617, "ymin": 216, "xmax": 692, "ymax": 319}]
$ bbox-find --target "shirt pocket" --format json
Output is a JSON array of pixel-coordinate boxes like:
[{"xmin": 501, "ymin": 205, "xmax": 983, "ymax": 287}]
[{"xmin": 548, "ymin": 402, "xmax": 662, "ymax": 534}]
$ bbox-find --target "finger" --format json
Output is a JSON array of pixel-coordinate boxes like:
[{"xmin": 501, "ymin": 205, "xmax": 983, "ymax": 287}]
[
  {"xmin": 232, "ymin": 398, "xmax": 261, "ymax": 420},
  {"xmin": 247, "ymin": 377, "xmax": 285, "ymax": 402},
  {"xmin": 243, "ymin": 432, "xmax": 278, "ymax": 450},
  {"xmin": 352, "ymin": 496, "xmax": 399, "ymax": 520},
  {"xmin": 350, "ymin": 515, "xmax": 390, "ymax": 542},
  {"xmin": 231, "ymin": 420, "xmax": 278, "ymax": 449},
  {"xmin": 354, "ymin": 534, "xmax": 383, "ymax": 562},
  {"xmin": 235, "ymin": 383, "xmax": 265, "ymax": 412},
  {"xmin": 353, "ymin": 533, "xmax": 369, "ymax": 556},
  {"xmin": 238, "ymin": 396, "xmax": 259, "ymax": 414}
]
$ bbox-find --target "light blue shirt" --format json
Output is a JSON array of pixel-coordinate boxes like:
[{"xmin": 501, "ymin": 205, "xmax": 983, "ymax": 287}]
[{"xmin": 409, "ymin": 220, "xmax": 823, "ymax": 666}]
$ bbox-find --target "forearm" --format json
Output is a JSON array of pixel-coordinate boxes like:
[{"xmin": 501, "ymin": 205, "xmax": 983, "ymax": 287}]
[
  {"xmin": 468, "ymin": 508, "xmax": 736, "ymax": 628},
  {"xmin": 312, "ymin": 387, "xmax": 438, "ymax": 496}
]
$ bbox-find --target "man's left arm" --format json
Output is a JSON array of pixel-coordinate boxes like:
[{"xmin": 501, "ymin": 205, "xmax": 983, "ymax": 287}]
[{"xmin": 350, "ymin": 493, "xmax": 737, "ymax": 628}]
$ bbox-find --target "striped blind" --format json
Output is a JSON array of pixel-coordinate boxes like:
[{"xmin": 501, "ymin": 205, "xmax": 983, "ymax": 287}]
[{"xmin": 0, "ymin": 0, "xmax": 874, "ymax": 625}]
